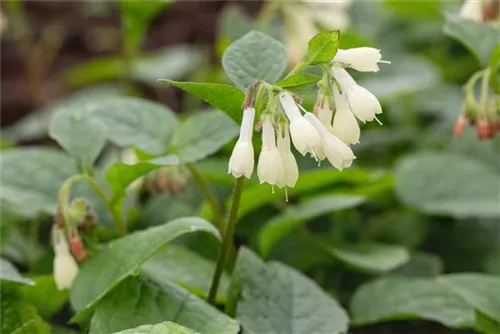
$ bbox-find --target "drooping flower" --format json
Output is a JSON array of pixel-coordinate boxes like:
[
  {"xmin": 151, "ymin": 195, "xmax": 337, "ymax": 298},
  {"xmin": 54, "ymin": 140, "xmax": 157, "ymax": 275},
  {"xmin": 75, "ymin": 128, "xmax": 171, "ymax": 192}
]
[
  {"xmin": 277, "ymin": 123, "xmax": 299, "ymax": 189},
  {"xmin": 228, "ymin": 107, "xmax": 255, "ymax": 178},
  {"xmin": 459, "ymin": 0, "xmax": 484, "ymax": 22},
  {"xmin": 52, "ymin": 227, "xmax": 79, "ymax": 290},
  {"xmin": 304, "ymin": 113, "xmax": 356, "ymax": 170},
  {"xmin": 316, "ymin": 98, "xmax": 334, "ymax": 130},
  {"xmin": 279, "ymin": 92, "xmax": 322, "ymax": 156},
  {"xmin": 333, "ymin": 47, "xmax": 389, "ymax": 72},
  {"xmin": 331, "ymin": 86, "xmax": 360, "ymax": 145},
  {"xmin": 332, "ymin": 67, "xmax": 383, "ymax": 123},
  {"xmin": 257, "ymin": 118, "xmax": 285, "ymax": 187}
]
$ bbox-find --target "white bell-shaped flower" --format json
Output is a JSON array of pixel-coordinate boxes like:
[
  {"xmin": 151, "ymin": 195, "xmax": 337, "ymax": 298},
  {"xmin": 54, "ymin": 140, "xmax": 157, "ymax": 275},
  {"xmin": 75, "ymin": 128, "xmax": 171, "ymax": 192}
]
[
  {"xmin": 228, "ymin": 107, "xmax": 255, "ymax": 178},
  {"xmin": 52, "ymin": 228, "xmax": 79, "ymax": 290},
  {"xmin": 304, "ymin": 113, "xmax": 356, "ymax": 171},
  {"xmin": 317, "ymin": 99, "xmax": 334, "ymax": 130},
  {"xmin": 257, "ymin": 118, "xmax": 285, "ymax": 186},
  {"xmin": 460, "ymin": 0, "xmax": 483, "ymax": 22},
  {"xmin": 277, "ymin": 123, "xmax": 299, "ymax": 188},
  {"xmin": 279, "ymin": 92, "xmax": 322, "ymax": 156},
  {"xmin": 331, "ymin": 87, "xmax": 360, "ymax": 145},
  {"xmin": 334, "ymin": 47, "xmax": 389, "ymax": 72},
  {"xmin": 333, "ymin": 68, "xmax": 382, "ymax": 123}
]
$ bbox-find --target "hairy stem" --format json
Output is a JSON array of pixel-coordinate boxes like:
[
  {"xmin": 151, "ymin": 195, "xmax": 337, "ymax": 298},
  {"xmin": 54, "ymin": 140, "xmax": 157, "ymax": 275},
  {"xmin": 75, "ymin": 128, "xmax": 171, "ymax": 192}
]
[{"xmin": 207, "ymin": 177, "xmax": 245, "ymax": 305}]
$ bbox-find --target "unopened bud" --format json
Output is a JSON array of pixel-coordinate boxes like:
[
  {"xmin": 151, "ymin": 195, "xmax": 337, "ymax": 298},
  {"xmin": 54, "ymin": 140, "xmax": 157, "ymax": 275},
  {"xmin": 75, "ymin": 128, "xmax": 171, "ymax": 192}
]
[
  {"xmin": 69, "ymin": 230, "xmax": 88, "ymax": 261},
  {"xmin": 476, "ymin": 119, "xmax": 491, "ymax": 140},
  {"xmin": 56, "ymin": 207, "xmax": 65, "ymax": 228},
  {"xmin": 453, "ymin": 114, "xmax": 467, "ymax": 137}
]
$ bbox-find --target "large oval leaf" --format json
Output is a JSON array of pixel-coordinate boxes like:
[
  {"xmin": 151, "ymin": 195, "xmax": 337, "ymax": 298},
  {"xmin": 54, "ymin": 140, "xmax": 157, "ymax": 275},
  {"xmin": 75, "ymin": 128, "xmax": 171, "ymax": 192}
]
[{"xmin": 70, "ymin": 217, "xmax": 220, "ymax": 323}]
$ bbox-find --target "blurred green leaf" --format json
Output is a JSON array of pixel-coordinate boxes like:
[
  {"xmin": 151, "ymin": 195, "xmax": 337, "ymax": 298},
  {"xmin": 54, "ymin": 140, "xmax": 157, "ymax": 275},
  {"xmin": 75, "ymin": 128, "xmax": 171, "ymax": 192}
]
[
  {"xmin": 258, "ymin": 195, "xmax": 366, "ymax": 258},
  {"xmin": 141, "ymin": 246, "xmax": 230, "ymax": 302},
  {"xmin": 489, "ymin": 44, "xmax": 500, "ymax": 94},
  {"xmin": 217, "ymin": 4, "xmax": 254, "ymax": 56},
  {"xmin": 350, "ymin": 276, "xmax": 475, "ymax": 328},
  {"xmin": 83, "ymin": 97, "xmax": 178, "ymax": 155},
  {"xmin": 476, "ymin": 310, "xmax": 500, "ymax": 334},
  {"xmin": 303, "ymin": 30, "xmax": 340, "ymax": 65},
  {"xmin": 222, "ymin": 31, "xmax": 288, "ymax": 90},
  {"xmin": 236, "ymin": 168, "xmax": 384, "ymax": 220},
  {"xmin": 161, "ymin": 80, "xmax": 245, "ymax": 124},
  {"xmin": 70, "ymin": 217, "xmax": 220, "ymax": 324},
  {"xmin": 276, "ymin": 73, "xmax": 320, "ymax": 94},
  {"xmin": 120, "ymin": 0, "xmax": 173, "ymax": 50},
  {"xmin": 90, "ymin": 276, "xmax": 238, "ymax": 334},
  {"xmin": 105, "ymin": 155, "xmax": 179, "ymax": 203},
  {"xmin": 21, "ymin": 276, "xmax": 68, "ymax": 317},
  {"xmin": 395, "ymin": 152, "xmax": 500, "ymax": 218},
  {"xmin": 390, "ymin": 252, "xmax": 444, "ymax": 278},
  {"xmin": 171, "ymin": 111, "xmax": 238, "ymax": 163},
  {"xmin": 49, "ymin": 108, "xmax": 107, "ymax": 171},
  {"xmin": 330, "ymin": 243, "xmax": 410, "ymax": 273},
  {"xmin": 0, "ymin": 258, "xmax": 34, "ymax": 286},
  {"xmin": 444, "ymin": 13, "xmax": 500, "ymax": 65},
  {"xmin": 227, "ymin": 248, "xmax": 349, "ymax": 333},
  {"xmin": 111, "ymin": 321, "xmax": 200, "ymax": 334},
  {"xmin": 0, "ymin": 148, "xmax": 76, "ymax": 217},
  {"xmin": 1, "ymin": 284, "xmax": 50, "ymax": 334}
]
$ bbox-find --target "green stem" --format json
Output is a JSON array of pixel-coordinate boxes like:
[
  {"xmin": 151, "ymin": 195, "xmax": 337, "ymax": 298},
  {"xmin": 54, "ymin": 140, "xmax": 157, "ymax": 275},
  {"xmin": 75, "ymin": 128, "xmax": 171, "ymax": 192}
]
[
  {"xmin": 207, "ymin": 177, "xmax": 245, "ymax": 305},
  {"xmin": 58, "ymin": 175, "xmax": 127, "ymax": 236},
  {"xmin": 284, "ymin": 61, "xmax": 306, "ymax": 80},
  {"xmin": 186, "ymin": 163, "xmax": 225, "ymax": 233}
]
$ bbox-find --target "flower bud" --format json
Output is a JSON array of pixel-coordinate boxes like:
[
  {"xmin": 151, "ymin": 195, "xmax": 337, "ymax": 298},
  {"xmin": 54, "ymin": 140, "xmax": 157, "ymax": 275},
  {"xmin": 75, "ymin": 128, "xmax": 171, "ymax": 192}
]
[
  {"xmin": 453, "ymin": 114, "xmax": 467, "ymax": 137},
  {"xmin": 257, "ymin": 119, "xmax": 285, "ymax": 186},
  {"xmin": 279, "ymin": 92, "xmax": 322, "ymax": 156},
  {"xmin": 52, "ymin": 227, "xmax": 79, "ymax": 290},
  {"xmin": 460, "ymin": 0, "xmax": 484, "ymax": 22},
  {"xmin": 334, "ymin": 47, "xmax": 389, "ymax": 72},
  {"xmin": 331, "ymin": 87, "xmax": 360, "ymax": 144},
  {"xmin": 304, "ymin": 113, "xmax": 356, "ymax": 170},
  {"xmin": 228, "ymin": 107, "xmax": 255, "ymax": 178}
]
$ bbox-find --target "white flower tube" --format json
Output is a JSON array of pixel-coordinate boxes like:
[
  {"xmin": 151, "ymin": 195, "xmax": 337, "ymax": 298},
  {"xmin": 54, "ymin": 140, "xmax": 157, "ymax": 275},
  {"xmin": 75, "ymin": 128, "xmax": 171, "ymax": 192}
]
[
  {"xmin": 331, "ymin": 87, "xmax": 360, "ymax": 145},
  {"xmin": 257, "ymin": 118, "xmax": 285, "ymax": 186},
  {"xmin": 52, "ymin": 228, "xmax": 79, "ymax": 290},
  {"xmin": 228, "ymin": 107, "xmax": 255, "ymax": 178},
  {"xmin": 277, "ymin": 123, "xmax": 299, "ymax": 188},
  {"xmin": 317, "ymin": 99, "xmax": 333, "ymax": 130},
  {"xmin": 304, "ymin": 113, "xmax": 356, "ymax": 171},
  {"xmin": 460, "ymin": 0, "xmax": 483, "ymax": 22},
  {"xmin": 333, "ymin": 68, "xmax": 382, "ymax": 123},
  {"xmin": 334, "ymin": 47, "xmax": 389, "ymax": 72},
  {"xmin": 279, "ymin": 92, "xmax": 322, "ymax": 156}
]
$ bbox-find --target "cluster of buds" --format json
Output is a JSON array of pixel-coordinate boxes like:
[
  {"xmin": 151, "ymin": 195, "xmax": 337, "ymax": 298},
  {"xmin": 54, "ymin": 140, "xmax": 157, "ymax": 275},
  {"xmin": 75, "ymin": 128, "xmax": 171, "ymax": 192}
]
[
  {"xmin": 228, "ymin": 47, "xmax": 388, "ymax": 197},
  {"xmin": 454, "ymin": 69, "xmax": 500, "ymax": 140}
]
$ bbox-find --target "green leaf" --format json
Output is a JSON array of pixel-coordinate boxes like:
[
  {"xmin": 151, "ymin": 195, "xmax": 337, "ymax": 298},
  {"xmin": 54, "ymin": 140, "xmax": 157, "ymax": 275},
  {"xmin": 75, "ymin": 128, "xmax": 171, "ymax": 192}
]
[
  {"xmin": 489, "ymin": 44, "xmax": 500, "ymax": 94},
  {"xmin": 237, "ymin": 168, "xmax": 382, "ymax": 220},
  {"xmin": 439, "ymin": 274, "xmax": 500, "ymax": 323},
  {"xmin": 49, "ymin": 108, "xmax": 106, "ymax": 170},
  {"xmin": 20, "ymin": 276, "xmax": 69, "ymax": 318},
  {"xmin": 90, "ymin": 276, "xmax": 239, "ymax": 334},
  {"xmin": 390, "ymin": 252, "xmax": 444, "ymax": 278},
  {"xmin": 111, "ymin": 321, "xmax": 200, "ymax": 334},
  {"xmin": 0, "ymin": 258, "xmax": 34, "ymax": 285},
  {"xmin": 227, "ymin": 248, "xmax": 349, "ymax": 334},
  {"xmin": 120, "ymin": 0, "xmax": 173, "ymax": 50},
  {"xmin": 0, "ymin": 284, "xmax": 50, "ymax": 334},
  {"xmin": 222, "ymin": 31, "xmax": 288, "ymax": 90},
  {"xmin": 69, "ymin": 217, "xmax": 221, "ymax": 324},
  {"xmin": 85, "ymin": 97, "xmax": 178, "ymax": 155},
  {"xmin": 330, "ymin": 243, "xmax": 410, "ymax": 273},
  {"xmin": 0, "ymin": 148, "xmax": 77, "ymax": 217},
  {"xmin": 141, "ymin": 246, "xmax": 230, "ymax": 302},
  {"xmin": 350, "ymin": 277, "xmax": 475, "ymax": 328},
  {"xmin": 275, "ymin": 73, "xmax": 320, "ymax": 94},
  {"xmin": 444, "ymin": 13, "xmax": 500, "ymax": 65},
  {"xmin": 258, "ymin": 195, "xmax": 366, "ymax": 258},
  {"xmin": 303, "ymin": 30, "xmax": 340, "ymax": 65},
  {"xmin": 476, "ymin": 310, "xmax": 500, "ymax": 334},
  {"xmin": 395, "ymin": 152, "xmax": 500, "ymax": 218},
  {"xmin": 171, "ymin": 111, "xmax": 238, "ymax": 163},
  {"xmin": 160, "ymin": 80, "xmax": 245, "ymax": 124},
  {"xmin": 105, "ymin": 155, "xmax": 179, "ymax": 203}
]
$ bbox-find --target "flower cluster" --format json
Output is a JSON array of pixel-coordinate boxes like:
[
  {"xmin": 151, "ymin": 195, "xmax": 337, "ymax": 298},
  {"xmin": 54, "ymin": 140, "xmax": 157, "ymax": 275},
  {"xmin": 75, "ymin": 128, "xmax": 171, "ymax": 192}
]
[{"xmin": 228, "ymin": 47, "xmax": 388, "ymax": 194}]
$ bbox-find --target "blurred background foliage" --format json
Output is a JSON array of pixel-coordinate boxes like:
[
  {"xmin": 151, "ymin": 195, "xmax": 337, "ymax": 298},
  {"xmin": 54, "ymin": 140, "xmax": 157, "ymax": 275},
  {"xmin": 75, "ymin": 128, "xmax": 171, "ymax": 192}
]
[{"xmin": 0, "ymin": 0, "xmax": 499, "ymax": 333}]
